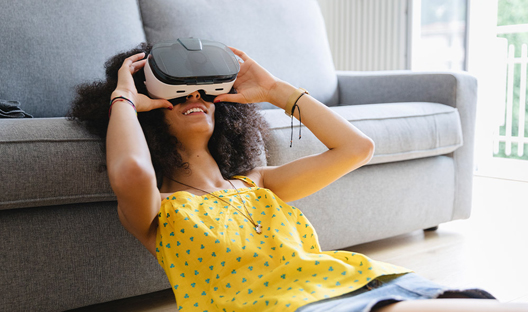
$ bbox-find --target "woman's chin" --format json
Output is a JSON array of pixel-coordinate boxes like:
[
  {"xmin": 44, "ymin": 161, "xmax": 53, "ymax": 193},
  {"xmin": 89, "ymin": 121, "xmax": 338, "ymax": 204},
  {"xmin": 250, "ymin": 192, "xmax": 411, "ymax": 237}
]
[{"xmin": 172, "ymin": 124, "xmax": 214, "ymax": 141}]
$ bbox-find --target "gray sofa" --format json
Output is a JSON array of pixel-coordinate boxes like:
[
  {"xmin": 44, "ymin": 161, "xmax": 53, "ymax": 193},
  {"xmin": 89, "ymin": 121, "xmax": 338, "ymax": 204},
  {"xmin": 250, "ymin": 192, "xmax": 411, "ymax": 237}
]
[{"xmin": 0, "ymin": 0, "xmax": 477, "ymax": 311}]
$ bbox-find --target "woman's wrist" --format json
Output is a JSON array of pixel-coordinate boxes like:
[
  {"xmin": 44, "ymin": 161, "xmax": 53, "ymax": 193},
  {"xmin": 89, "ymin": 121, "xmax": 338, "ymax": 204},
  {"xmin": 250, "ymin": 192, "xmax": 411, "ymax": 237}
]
[
  {"xmin": 268, "ymin": 80, "xmax": 297, "ymax": 110},
  {"xmin": 111, "ymin": 90, "xmax": 136, "ymax": 103},
  {"xmin": 109, "ymin": 97, "xmax": 137, "ymax": 117}
]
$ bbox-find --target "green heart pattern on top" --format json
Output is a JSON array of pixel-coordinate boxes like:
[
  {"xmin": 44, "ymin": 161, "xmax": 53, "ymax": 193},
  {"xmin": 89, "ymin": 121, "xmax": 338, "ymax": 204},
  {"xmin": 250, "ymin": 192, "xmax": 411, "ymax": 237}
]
[{"xmin": 155, "ymin": 175, "xmax": 411, "ymax": 311}]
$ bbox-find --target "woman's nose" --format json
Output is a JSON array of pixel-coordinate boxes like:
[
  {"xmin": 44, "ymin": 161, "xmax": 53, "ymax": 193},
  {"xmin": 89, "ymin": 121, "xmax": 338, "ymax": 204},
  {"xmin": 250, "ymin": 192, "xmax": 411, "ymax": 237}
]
[{"xmin": 186, "ymin": 91, "xmax": 201, "ymax": 100}]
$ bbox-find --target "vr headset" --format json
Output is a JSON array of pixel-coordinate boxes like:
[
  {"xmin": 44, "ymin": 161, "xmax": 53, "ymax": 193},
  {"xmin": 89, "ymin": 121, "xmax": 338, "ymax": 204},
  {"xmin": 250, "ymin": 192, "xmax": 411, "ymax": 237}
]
[{"xmin": 144, "ymin": 38, "xmax": 240, "ymax": 104}]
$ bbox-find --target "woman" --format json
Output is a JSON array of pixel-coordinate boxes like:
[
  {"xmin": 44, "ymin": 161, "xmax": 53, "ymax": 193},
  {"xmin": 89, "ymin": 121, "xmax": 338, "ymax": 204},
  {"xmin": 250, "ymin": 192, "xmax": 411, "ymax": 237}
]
[{"xmin": 69, "ymin": 43, "xmax": 526, "ymax": 312}]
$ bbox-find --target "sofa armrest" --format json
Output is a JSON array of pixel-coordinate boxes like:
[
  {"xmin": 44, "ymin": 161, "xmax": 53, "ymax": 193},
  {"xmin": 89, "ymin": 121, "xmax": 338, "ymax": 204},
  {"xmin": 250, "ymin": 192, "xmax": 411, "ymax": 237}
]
[
  {"xmin": 0, "ymin": 118, "xmax": 115, "ymax": 211},
  {"xmin": 336, "ymin": 70, "xmax": 477, "ymax": 107},
  {"xmin": 337, "ymin": 70, "xmax": 478, "ymax": 220}
]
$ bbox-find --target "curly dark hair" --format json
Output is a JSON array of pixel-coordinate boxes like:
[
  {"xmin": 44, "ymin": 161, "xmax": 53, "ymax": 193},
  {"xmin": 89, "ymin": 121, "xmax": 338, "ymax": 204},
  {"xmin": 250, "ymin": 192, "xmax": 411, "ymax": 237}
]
[{"xmin": 67, "ymin": 43, "xmax": 269, "ymax": 185}]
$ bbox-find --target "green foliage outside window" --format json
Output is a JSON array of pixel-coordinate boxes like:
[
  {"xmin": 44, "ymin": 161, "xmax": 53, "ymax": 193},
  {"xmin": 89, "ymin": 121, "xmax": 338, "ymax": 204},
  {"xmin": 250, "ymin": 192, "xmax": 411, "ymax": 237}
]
[{"xmin": 495, "ymin": 0, "xmax": 528, "ymax": 160}]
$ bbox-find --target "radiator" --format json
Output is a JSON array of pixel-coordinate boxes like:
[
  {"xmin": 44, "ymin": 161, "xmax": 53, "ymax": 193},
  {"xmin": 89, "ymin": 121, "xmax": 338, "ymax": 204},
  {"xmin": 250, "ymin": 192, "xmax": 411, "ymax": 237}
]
[{"xmin": 318, "ymin": 0, "xmax": 409, "ymax": 71}]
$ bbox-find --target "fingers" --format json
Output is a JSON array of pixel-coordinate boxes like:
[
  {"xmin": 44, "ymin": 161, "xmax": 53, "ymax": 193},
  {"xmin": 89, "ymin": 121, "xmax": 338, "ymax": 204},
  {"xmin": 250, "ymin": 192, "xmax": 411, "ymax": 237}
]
[
  {"xmin": 228, "ymin": 47, "xmax": 249, "ymax": 62},
  {"xmin": 121, "ymin": 52, "xmax": 147, "ymax": 73},
  {"xmin": 134, "ymin": 94, "xmax": 173, "ymax": 113},
  {"xmin": 123, "ymin": 52, "xmax": 146, "ymax": 65},
  {"xmin": 214, "ymin": 93, "xmax": 248, "ymax": 104},
  {"xmin": 151, "ymin": 98, "xmax": 174, "ymax": 110},
  {"xmin": 130, "ymin": 59, "xmax": 147, "ymax": 74}
]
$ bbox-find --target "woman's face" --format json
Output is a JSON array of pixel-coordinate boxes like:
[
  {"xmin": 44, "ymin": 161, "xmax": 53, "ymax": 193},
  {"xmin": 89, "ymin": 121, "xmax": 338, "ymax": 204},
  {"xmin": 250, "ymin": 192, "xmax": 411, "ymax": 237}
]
[{"xmin": 163, "ymin": 91, "xmax": 216, "ymax": 143}]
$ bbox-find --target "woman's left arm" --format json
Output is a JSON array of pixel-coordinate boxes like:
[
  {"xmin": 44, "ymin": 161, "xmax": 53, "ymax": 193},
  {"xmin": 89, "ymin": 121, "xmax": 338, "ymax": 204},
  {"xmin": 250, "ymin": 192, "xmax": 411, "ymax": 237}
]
[
  {"xmin": 215, "ymin": 48, "xmax": 374, "ymax": 202},
  {"xmin": 257, "ymin": 81, "xmax": 374, "ymax": 202}
]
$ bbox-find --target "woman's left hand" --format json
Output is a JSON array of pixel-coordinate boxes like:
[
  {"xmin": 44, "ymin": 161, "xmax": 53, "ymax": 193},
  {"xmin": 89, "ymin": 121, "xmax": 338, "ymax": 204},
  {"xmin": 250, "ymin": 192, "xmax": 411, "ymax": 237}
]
[{"xmin": 213, "ymin": 47, "xmax": 286, "ymax": 106}]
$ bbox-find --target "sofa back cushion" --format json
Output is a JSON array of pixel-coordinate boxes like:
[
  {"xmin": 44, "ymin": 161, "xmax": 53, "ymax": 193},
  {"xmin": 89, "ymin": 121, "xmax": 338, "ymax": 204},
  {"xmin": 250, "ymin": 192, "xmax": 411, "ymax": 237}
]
[
  {"xmin": 0, "ymin": 0, "xmax": 146, "ymax": 118},
  {"xmin": 138, "ymin": 0, "xmax": 339, "ymax": 109}
]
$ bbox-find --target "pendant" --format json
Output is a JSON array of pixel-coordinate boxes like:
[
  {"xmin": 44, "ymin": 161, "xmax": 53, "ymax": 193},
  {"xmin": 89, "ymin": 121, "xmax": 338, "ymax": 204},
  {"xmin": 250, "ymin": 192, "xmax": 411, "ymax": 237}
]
[{"xmin": 255, "ymin": 223, "xmax": 263, "ymax": 234}]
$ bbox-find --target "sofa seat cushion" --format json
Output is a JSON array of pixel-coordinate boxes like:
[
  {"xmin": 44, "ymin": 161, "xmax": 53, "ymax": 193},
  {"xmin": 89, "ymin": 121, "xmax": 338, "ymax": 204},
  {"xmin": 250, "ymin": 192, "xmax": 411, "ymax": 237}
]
[
  {"xmin": 0, "ymin": 118, "xmax": 114, "ymax": 211},
  {"xmin": 264, "ymin": 102, "xmax": 463, "ymax": 166},
  {"xmin": 138, "ymin": 0, "xmax": 338, "ymax": 109},
  {"xmin": 1, "ymin": 103, "xmax": 461, "ymax": 211}
]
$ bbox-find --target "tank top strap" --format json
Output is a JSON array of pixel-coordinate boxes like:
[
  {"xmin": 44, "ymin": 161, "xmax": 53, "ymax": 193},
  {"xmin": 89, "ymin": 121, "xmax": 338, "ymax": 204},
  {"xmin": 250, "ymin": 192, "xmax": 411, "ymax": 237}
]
[{"xmin": 231, "ymin": 175, "xmax": 258, "ymax": 187}]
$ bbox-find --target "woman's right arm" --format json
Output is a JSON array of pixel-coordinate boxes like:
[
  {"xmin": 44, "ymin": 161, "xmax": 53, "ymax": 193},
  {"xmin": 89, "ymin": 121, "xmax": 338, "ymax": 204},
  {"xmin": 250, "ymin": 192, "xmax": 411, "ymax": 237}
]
[{"xmin": 106, "ymin": 53, "xmax": 172, "ymax": 253}]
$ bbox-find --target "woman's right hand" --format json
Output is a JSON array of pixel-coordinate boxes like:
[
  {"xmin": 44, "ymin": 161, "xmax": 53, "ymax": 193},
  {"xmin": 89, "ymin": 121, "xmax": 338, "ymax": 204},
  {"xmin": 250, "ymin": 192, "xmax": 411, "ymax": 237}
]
[{"xmin": 111, "ymin": 52, "xmax": 173, "ymax": 113}]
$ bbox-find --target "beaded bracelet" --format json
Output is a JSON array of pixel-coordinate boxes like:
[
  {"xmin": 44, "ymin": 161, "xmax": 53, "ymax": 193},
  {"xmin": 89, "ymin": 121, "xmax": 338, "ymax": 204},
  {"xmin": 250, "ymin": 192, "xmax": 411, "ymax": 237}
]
[{"xmin": 108, "ymin": 96, "xmax": 137, "ymax": 117}]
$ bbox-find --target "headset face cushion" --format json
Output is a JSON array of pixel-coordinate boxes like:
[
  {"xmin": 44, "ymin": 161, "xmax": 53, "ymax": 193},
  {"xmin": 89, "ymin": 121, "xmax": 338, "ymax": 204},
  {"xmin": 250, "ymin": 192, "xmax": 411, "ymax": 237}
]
[{"xmin": 167, "ymin": 88, "xmax": 237, "ymax": 105}]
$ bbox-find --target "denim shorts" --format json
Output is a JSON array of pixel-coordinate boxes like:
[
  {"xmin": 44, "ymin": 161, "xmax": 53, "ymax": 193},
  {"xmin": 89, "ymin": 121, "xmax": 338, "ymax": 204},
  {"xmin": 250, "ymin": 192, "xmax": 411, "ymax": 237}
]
[{"xmin": 295, "ymin": 273, "xmax": 496, "ymax": 312}]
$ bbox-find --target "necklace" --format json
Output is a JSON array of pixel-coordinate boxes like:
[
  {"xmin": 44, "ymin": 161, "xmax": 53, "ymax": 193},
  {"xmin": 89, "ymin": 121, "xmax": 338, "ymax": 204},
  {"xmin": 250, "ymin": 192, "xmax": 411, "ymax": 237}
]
[{"xmin": 167, "ymin": 177, "xmax": 263, "ymax": 234}]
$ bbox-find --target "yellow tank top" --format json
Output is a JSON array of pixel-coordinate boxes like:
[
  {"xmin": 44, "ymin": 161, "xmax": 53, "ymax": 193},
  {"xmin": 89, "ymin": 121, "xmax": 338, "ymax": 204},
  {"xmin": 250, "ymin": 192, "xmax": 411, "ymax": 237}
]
[{"xmin": 156, "ymin": 176, "xmax": 411, "ymax": 311}]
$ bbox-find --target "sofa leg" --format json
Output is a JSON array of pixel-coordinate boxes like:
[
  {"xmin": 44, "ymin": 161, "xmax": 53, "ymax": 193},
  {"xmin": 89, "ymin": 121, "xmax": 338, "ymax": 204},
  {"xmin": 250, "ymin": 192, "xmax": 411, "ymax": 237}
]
[{"xmin": 424, "ymin": 226, "xmax": 439, "ymax": 232}]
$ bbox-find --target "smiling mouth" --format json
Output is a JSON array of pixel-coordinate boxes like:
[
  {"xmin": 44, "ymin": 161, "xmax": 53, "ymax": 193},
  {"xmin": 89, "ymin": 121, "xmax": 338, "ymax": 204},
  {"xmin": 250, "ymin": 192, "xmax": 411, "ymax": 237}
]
[{"xmin": 183, "ymin": 108, "xmax": 206, "ymax": 115}]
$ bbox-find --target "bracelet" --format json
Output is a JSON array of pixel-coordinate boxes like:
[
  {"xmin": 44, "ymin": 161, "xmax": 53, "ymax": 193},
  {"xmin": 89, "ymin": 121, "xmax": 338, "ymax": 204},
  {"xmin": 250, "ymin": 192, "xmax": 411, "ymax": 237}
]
[
  {"xmin": 284, "ymin": 88, "xmax": 309, "ymax": 117},
  {"xmin": 109, "ymin": 96, "xmax": 137, "ymax": 117},
  {"xmin": 289, "ymin": 92, "xmax": 306, "ymax": 147},
  {"xmin": 285, "ymin": 88, "xmax": 308, "ymax": 147}
]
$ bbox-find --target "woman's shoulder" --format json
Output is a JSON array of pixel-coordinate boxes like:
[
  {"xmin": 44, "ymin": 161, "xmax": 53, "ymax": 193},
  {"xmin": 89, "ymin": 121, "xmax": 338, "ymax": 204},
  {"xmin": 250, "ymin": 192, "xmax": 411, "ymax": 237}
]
[{"xmin": 238, "ymin": 167, "xmax": 265, "ymax": 188}]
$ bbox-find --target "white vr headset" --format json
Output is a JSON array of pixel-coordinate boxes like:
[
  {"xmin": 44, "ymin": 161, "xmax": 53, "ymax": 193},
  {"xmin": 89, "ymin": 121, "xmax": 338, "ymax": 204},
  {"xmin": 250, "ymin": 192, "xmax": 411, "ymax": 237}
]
[{"xmin": 144, "ymin": 38, "xmax": 240, "ymax": 103}]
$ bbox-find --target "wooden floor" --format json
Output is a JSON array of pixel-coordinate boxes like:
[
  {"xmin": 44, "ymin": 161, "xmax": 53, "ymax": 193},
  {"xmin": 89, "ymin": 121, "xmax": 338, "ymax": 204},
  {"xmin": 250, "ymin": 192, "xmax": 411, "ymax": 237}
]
[{"xmin": 68, "ymin": 176, "xmax": 528, "ymax": 311}]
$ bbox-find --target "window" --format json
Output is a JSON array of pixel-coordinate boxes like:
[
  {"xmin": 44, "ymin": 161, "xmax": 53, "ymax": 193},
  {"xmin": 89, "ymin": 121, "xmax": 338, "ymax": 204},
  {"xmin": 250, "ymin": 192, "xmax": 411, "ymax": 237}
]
[{"xmin": 412, "ymin": 0, "xmax": 468, "ymax": 71}]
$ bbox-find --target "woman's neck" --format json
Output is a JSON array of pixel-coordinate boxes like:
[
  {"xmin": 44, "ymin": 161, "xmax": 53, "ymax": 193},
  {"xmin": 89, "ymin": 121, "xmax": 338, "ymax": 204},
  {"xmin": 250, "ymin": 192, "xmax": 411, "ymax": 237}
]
[{"xmin": 160, "ymin": 148, "xmax": 228, "ymax": 194}]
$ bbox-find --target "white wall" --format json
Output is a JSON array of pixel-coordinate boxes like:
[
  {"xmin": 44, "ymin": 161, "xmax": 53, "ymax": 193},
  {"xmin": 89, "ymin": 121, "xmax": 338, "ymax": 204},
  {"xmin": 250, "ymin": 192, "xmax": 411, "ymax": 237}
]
[{"xmin": 317, "ymin": 0, "xmax": 409, "ymax": 71}]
